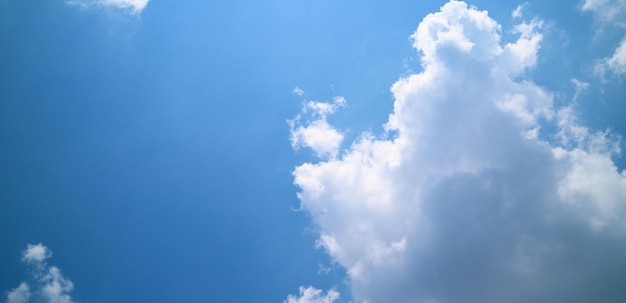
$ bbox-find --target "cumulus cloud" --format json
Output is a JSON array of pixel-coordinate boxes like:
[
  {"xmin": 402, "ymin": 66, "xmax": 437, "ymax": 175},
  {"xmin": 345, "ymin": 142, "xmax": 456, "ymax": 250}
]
[
  {"xmin": 66, "ymin": 0, "xmax": 150, "ymax": 15},
  {"xmin": 284, "ymin": 286, "xmax": 340, "ymax": 303},
  {"xmin": 5, "ymin": 244, "xmax": 75, "ymax": 303},
  {"xmin": 289, "ymin": 1, "xmax": 626, "ymax": 302},
  {"xmin": 582, "ymin": 0, "xmax": 626, "ymax": 75}
]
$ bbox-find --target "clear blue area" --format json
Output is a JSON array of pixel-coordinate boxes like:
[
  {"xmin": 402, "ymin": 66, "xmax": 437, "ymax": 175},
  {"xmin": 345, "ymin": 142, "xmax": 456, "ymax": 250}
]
[{"xmin": 1, "ymin": 0, "xmax": 624, "ymax": 302}]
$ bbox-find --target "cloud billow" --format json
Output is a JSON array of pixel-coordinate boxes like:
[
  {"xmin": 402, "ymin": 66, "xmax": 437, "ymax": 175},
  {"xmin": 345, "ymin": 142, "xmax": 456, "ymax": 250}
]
[{"xmin": 287, "ymin": 1, "xmax": 626, "ymax": 302}]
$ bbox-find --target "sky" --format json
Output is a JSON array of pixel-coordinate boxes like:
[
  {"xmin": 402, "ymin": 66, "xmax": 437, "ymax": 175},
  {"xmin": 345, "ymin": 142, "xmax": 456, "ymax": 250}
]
[{"xmin": 1, "ymin": 0, "xmax": 626, "ymax": 302}]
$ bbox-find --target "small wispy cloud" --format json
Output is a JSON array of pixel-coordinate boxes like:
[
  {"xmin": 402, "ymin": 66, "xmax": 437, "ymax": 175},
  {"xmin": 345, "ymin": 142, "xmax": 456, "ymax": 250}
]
[
  {"xmin": 66, "ymin": 0, "xmax": 151, "ymax": 15},
  {"xmin": 5, "ymin": 244, "xmax": 76, "ymax": 303},
  {"xmin": 512, "ymin": 2, "xmax": 528, "ymax": 19},
  {"xmin": 284, "ymin": 286, "xmax": 339, "ymax": 303},
  {"xmin": 293, "ymin": 87, "xmax": 305, "ymax": 97},
  {"xmin": 288, "ymin": 95, "xmax": 347, "ymax": 159},
  {"xmin": 581, "ymin": 0, "xmax": 626, "ymax": 76},
  {"xmin": 21, "ymin": 243, "xmax": 52, "ymax": 263}
]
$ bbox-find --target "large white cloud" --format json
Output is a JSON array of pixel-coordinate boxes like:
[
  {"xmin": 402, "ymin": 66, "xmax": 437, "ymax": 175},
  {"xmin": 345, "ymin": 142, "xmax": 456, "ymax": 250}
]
[
  {"xmin": 289, "ymin": 1, "xmax": 626, "ymax": 302},
  {"xmin": 5, "ymin": 244, "xmax": 76, "ymax": 303}
]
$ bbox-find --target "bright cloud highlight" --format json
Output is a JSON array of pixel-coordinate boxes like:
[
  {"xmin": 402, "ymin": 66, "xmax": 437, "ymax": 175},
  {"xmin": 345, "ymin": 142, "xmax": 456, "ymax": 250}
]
[{"xmin": 288, "ymin": 1, "xmax": 626, "ymax": 302}]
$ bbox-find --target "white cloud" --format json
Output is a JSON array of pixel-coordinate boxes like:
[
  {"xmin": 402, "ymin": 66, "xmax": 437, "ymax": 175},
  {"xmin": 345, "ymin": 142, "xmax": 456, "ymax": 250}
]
[
  {"xmin": 66, "ymin": 0, "xmax": 150, "ymax": 15},
  {"xmin": 6, "ymin": 283, "xmax": 30, "ymax": 303},
  {"xmin": 101, "ymin": 0, "xmax": 149, "ymax": 13},
  {"xmin": 293, "ymin": 87, "xmax": 305, "ymax": 96},
  {"xmin": 571, "ymin": 78, "xmax": 590, "ymax": 101},
  {"xmin": 512, "ymin": 3, "xmax": 528, "ymax": 19},
  {"xmin": 290, "ymin": 1, "xmax": 626, "ymax": 302},
  {"xmin": 582, "ymin": 0, "xmax": 626, "ymax": 75},
  {"xmin": 289, "ymin": 120, "xmax": 344, "ymax": 158},
  {"xmin": 604, "ymin": 38, "xmax": 626, "ymax": 74},
  {"xmin": 582, "ymin": 0, "xmax": 626, "ymax": 25},
  {"xmin": 289, "ymin": 97, "xmax": 347, "ymax": 158},
  {"xmin": 40, "ymin": 267, "xmax": 74, "ymax": 303},
  {"xmin": 22, "ymin": 243, "xmax": 51, "ymax": 263},
  {"xmin": 285, "ymin": 286, "xmax": 340, "ymax": 303},
  {"xmin": 5, "ymin": 244, "xmax": 75, "ymax": 303}
]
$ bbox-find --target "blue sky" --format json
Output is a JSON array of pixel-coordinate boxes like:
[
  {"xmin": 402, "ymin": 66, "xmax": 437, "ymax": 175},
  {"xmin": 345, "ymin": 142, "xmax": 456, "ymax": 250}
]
[{"xmin": 1, "ymin": 0, "xmax": 626, "ymax": 302}]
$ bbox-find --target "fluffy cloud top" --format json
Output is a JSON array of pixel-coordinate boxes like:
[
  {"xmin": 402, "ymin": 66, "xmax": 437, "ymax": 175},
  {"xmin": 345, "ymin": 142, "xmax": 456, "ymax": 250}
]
[
  {"xmin": 66, "ymin": 0, "xmax": 150, "ymax": 15},
  {"xmin": 6, "ymin": 244, "xmax": 75, "ymax": 303},
  {"xmin": 289, "ymin": 1, "xmax": 626, "ymax": 302}
]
